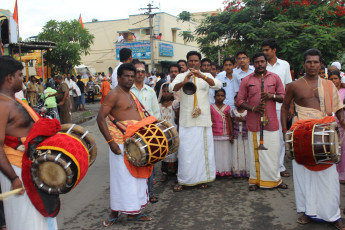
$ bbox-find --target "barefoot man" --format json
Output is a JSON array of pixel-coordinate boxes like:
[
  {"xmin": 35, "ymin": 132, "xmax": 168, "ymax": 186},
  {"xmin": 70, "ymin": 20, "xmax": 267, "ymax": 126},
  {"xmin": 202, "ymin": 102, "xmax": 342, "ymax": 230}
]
[
  {"xmin": 97, "ymin": 63, "xmax": 152, "ymax": 227},
  {"xmin": 281, "ymin": 49, "xmax": 345, "ymax": 230},
  {"xmin": 0, "ymin": 56, "xmax": 58, "ymax": 229}
]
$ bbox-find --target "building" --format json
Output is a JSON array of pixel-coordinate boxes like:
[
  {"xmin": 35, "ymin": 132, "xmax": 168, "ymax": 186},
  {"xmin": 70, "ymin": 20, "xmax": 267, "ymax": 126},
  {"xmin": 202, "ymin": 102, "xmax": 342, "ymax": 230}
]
[{"xmin": 81, "ymin": 10, "xmax": 220, "ymax": 75}]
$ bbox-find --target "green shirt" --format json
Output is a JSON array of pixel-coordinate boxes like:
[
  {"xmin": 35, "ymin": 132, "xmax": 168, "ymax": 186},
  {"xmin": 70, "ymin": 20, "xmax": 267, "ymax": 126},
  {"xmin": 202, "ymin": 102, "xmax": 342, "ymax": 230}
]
[{"xmin": 41, "ymin": 87, "xmax": 57, "ymax": 108}]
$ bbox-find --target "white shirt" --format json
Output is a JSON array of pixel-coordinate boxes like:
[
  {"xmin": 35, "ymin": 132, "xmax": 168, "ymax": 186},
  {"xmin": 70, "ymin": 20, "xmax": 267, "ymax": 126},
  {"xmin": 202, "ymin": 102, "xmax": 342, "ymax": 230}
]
[
  {"xmin": 266, "ymin": 58, "xmax": 292, "ymax": 110},
  {"xmin": 111, "ymin": 62, "xmax": 123, "ymax": 89},
  {"xmin": 233, "ymin": 65, "xmax": 255, "ymax": 93},
  {"xmin": 147, "ymin": 75, "xmax": 157, "ymax": 88},
  {"xmin": 169, "ymin": 70, "xmax": 222, "ymax": 127},
  {"xmin": 342, "ymin": 76, "xmax": 345, "ymax": 83},
  {"xmin": 65, "ymin": 79, "xmax": 74, "ymax": 96},
  {"xmin": 117, "ymin": 35, "xmax": 124, "ymax": 42},
  {"xmin": 72, "ymin": 81, "xmax": 81, "ymax": 97}
]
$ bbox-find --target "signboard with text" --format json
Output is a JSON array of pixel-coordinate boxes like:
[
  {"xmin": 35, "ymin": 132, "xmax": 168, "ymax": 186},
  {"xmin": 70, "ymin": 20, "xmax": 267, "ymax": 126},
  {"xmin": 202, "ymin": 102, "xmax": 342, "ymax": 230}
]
[
  {"xmin": 159, "ymin": 43, "xmax": 174, "ymax": 57},
  {"xmin": 116, "ymin": 41, "xmax": 151, "ymax": 60}
]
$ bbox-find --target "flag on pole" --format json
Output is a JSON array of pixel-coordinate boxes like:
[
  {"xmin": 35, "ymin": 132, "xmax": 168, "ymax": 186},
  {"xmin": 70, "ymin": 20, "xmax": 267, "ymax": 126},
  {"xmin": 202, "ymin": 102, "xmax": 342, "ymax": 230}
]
[
  {"xmin": 79, "ymin": 14, "xmax": 84, "ymax": 29},
  {"xmin": 13, "ymin": 0, "xmax": 18, "ymax": 24}
]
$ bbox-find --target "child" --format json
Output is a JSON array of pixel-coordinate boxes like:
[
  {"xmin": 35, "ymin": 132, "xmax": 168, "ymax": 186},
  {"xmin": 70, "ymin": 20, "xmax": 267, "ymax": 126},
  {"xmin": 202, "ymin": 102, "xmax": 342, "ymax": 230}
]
[
  {"xmin": 231, "ymin": 94, "xmax": 250, "ymax": 178},
  {"xmin": 159, "ymin": 84, "xmax": 178, "ymax": 182},
  {"xmin": 210, "ymin": 89, "xmax": 233, "ymax": 177}
]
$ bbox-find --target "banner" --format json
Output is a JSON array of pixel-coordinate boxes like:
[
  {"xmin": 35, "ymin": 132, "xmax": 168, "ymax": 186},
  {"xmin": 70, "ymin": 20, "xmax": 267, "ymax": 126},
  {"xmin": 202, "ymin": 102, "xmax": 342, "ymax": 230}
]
[
  {"xmin": 116, "ymin": 41, "xmax": 151, "ymax": 60},
  {"xmin": 159, "ymin": 43, "xmax": 174, "ymax": 57}
]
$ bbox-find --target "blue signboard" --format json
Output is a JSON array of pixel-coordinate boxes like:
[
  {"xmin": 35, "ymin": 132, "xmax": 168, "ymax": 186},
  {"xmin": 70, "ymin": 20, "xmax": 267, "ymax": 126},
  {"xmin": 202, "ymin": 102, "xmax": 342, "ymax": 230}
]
[
  {"xmin": 159, "ymin": 43, "xmax": 174, "ymax": 57},
  {"xmin": 116, "ymin": 41, "xmax": 151, "ymax": 60}
]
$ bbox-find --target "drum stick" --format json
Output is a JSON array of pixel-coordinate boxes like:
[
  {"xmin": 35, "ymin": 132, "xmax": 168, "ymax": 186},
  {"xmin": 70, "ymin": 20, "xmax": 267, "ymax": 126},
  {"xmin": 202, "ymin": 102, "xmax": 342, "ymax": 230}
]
[{"xmin": 0, "ymin": 188, "xmax": 24, "ymax": 200}]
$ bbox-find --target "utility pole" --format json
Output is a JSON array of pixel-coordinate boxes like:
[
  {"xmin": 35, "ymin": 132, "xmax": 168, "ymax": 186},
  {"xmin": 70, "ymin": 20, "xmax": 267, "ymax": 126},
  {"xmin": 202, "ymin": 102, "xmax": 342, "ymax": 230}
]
[{"xmin": 140, "ymin": 3, "xmax": 158, "ymax": 73}]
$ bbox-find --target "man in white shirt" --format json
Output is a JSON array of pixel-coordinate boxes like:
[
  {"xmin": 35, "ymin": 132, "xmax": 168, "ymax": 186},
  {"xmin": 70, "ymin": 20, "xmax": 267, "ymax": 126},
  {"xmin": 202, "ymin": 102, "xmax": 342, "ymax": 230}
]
[
  {"xmin": 169, "ymin": 51, "xmax": 222, "ymax": 191},
  {"xmin": 233, "ymin": 50, "xmax": 255, "ymax": 93},
  {"xmin": 65, "ymin": 73, "xmax": 75, "ymax": 112},
  {"xmin": 71, "ymin": 76, "xmax": 81, "ymax": 111},
  {"xmin": 111, "ymin": 48, "xmax": 132, "ymax": 89},
  {"xmin": 262, "ymin": 38, "xmax": 292, "ymax": 177}
]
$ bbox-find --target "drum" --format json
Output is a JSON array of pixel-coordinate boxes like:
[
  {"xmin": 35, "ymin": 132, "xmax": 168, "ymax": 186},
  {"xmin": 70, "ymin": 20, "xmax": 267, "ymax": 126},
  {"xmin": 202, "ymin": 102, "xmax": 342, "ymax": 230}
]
[
  {"xmin": 124, "ymin": 120, "xmax": 179, "ymax": 167},
  {"xmin": 285, "ymin": 121, "xmax": 340, "ymax": 166},
  {"xmin": 31, "ymin": 124, "xmax": 97, "ymax": 194}
]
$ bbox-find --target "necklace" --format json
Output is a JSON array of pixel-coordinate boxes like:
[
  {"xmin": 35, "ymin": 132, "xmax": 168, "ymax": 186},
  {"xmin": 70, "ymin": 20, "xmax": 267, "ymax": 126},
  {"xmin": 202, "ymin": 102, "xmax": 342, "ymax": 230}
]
[
  {"xmin": 302, "ymin": 77, "xmax": 318, "ymax": 91},
  {"xmin": 0, "ymin": 93, "xmax": 16, "ymax": 102},
  {"xmin": 117, "ymin": 86, "xmax": 138, "ymax": 111}
]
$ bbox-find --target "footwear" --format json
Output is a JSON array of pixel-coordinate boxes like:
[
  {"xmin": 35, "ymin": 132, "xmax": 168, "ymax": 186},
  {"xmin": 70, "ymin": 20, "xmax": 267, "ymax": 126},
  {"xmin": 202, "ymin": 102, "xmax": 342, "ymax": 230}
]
[
  {"xmin": 199, "ymin": 183, "xmax": 208, "ymax": 189},
  {"xmin": 173, "ymin": 184, "xmax": 183, "ymax": 192},
  {"xmin": 277, "ymin": 182, "xmax": 288, "ymax": 189},
  {"xmin": 153, "ymin": 179, "xmax": 157, "ymax": 185},
  {"xmin": 296, "ymin": 214, "xmax": 310, "ymax": 225},
  {"xmin": 249, "ymin": 185, "xmax": 258, "ymax": 191},
  {"xmin": 127, "ymin": 213, "xmax": 152, "ymax": 222},
  {"xmin": 280, "ymin": 170, "xmax": 290, "ymax": 177},
  {"xmin": 103, "ymin": 214, "xmax": 120, "ymax": 227},
  {"xmin": 333, "ymin": 220, "xmax": 345, "ymax": 230},
  {"xmin": 160, "ymin": 173, "xmax": 168, "ymax": 182},
  {"xmin": 149, "ymin": 196, "xmax": 158, "ymax": 203}
]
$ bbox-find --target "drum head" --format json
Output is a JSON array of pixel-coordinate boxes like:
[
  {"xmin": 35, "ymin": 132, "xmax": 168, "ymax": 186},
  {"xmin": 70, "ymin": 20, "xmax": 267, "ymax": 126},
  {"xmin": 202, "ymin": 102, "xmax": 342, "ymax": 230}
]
[
  {"xmin": 38, "ymin": 162, "xmax": 66, "ymax": 187},
  {"xmin": 329, "ymin": 122, "xmax": 340, "ymax": 163},
  {"xmin": 125, "ymin": 137, "xmax": 147, "ymax": 166}
]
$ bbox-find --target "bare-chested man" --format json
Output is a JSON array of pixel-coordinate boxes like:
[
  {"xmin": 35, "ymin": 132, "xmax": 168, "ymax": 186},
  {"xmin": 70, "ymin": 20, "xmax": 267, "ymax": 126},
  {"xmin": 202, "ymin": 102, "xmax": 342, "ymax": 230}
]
[
  {"xmin": 97, "ymin": 63, "xmax": 151, "ymax": 227},
  {"xmin": 281, "ymin": 49, "xmax": 345, "ymax": 230},
  {"xmin": 0, "ymin": 56, "xmax": 58, "ymax": 229}
]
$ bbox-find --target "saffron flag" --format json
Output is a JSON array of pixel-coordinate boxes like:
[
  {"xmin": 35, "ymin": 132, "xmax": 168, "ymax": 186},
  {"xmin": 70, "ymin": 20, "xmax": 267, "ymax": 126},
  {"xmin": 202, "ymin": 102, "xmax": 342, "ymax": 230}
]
[
  {"xmin": 79, "ymin": 14, "xmax": 84, "ymax": 29},
  {"xmin": 13, "ymin": 0, "xmax": 18, "ymax": 24}
]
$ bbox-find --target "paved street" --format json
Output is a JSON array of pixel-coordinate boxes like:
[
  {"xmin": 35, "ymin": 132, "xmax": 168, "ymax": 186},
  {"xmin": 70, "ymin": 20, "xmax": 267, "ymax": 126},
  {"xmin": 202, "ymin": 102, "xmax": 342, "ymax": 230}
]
[{"xmin": 57, "ymin": 102, "xmax": 345, "ymax": 230}]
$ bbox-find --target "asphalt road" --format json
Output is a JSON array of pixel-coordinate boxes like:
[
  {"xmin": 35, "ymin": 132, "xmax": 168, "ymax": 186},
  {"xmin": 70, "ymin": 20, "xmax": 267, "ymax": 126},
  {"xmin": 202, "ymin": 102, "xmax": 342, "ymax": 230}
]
[{"xmin": 56, "ymin": 102, "xmax": 345, "ymax": 230}]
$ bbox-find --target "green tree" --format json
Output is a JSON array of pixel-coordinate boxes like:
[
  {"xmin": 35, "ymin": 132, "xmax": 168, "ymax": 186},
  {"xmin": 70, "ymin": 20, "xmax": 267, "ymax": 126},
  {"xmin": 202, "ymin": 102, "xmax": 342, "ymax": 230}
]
[
  {"xmin": 196, "ymin": 0, "xmax": 345, "ymax": 73},
  {"xmin": 38, "ymin": 19, "xmax": 94, "ymax": 74}
]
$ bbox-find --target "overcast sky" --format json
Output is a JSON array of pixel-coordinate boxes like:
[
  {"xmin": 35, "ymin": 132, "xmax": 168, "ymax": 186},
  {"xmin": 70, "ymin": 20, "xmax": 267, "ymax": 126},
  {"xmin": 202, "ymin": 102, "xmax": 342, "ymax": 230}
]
[{"xmin": 2, "ymin": 0, "xmax": 224, "ymax": 40}]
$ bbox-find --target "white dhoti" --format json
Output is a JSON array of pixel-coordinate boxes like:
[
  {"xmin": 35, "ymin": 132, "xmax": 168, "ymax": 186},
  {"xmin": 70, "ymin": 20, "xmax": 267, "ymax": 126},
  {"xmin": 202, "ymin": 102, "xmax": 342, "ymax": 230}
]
[
  {"xmin": 0, "ymin": 165, "xmax": 57, "ymax": 230},
  {"xmin": 248, "ymin": 130, "xmax": 282, "ymax": 188},
  {"xmin": 109, "ymin": 144, "xmax": 148, "ymax": 214},
  {"xmin": 293, "ymin": 161, "xmax": 341, "ymax": 222},
  {"xmin": 177, "ymin": 126, "xmax": 216, "ymax": 186}
]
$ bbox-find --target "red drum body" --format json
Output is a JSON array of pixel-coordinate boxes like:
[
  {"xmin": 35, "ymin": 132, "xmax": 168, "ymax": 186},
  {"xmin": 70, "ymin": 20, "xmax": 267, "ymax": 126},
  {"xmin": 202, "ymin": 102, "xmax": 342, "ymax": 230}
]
[
  {"xmin": 124, "ymin": 120, "xmax": 179, "ymax": 167},
  {"xmin": 285, "ymin": 121, "xmax": 340, "ymax": 167},
  {"xmin": 31, "ymin": 124, "xmax": 97, "ymax": 194}
]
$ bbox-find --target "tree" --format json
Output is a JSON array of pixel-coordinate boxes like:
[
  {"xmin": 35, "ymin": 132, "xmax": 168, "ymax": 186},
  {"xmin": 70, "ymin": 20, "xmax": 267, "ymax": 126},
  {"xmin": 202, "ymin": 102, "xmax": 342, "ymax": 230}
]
[
  {"xmin": 196, "ymin": 0, "xmax": 345, "ymax": 73},
  {"xmin": 38, "ymin": 19, "xmax": 94, "ymax": 74}
]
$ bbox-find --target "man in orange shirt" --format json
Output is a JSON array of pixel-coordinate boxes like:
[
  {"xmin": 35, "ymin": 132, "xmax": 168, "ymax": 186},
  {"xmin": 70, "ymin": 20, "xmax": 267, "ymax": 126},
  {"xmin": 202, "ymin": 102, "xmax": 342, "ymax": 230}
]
[{"xmin": 100, "ymin": 77, "xmax": 111, "ymax": 104}]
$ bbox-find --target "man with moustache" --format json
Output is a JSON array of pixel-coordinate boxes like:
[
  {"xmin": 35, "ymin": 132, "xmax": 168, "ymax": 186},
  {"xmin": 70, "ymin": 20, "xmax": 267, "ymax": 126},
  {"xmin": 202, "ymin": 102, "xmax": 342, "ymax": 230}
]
[
  {"xmin": 177, "ymin": 59, "xmax": 188, "ymax": 73},
  {"xmin": 169, "ymin": 51, "xmax": 221, "ymax": 191},
  {"xmin": 281, "ymin": 49, "xmax": 345, "ymax": 229},
  {"xmin": 233, "ymin": 50, "xmax": 255, "ymax": 93},
  {"xmin": 236, "ymin": 52, "xmax": 286, "ymax": 191}
]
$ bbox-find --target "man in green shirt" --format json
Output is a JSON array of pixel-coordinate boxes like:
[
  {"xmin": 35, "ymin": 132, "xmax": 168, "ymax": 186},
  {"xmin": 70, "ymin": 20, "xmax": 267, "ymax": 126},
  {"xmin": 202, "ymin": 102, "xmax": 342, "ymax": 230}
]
[{"xmin": 41, "ymin": 82, "xmax": 60, "ymax": 121}]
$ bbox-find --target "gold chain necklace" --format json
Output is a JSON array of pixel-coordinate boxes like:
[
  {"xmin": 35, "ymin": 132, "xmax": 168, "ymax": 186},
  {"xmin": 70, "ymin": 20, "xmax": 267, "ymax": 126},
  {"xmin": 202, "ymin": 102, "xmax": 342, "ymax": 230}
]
[
  {"xmin": 0, "ymin": 93, "xmax": 16, "ymax": 102},
  {"xmin": 117, "ymin": 86, "xmax": 138, "ymax": 111},
  {"xmin": 302, "ymin": 77, "xmax": 318, "ymax": 91}
]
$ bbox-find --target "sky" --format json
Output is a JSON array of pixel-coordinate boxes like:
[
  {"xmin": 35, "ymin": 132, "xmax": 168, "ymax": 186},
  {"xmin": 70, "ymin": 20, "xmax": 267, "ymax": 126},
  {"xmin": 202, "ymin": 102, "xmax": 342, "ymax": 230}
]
[{"xmin": 1, "ymin": 0, "xmax": 225, "ymax": 40}]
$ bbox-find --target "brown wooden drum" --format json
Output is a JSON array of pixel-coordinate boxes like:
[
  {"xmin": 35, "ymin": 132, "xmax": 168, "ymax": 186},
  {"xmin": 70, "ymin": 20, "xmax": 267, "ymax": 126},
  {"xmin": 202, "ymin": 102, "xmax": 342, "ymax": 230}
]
[
  {"xmin": 31, "ymin": 124, "xmax": 97, "ymax": 194},
  {"xmin": 285, "ymin": 121, "xmax": 340, "ymax": 166},
  {"xmin": 124, "ymin": 120, "xmax": 179, "ymax": 167}
]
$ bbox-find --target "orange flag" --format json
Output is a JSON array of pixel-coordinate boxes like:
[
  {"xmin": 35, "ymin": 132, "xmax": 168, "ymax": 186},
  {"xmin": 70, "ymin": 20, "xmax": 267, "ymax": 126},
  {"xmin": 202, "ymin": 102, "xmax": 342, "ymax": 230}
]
[
  {"xmin": 13, "ymin": 0, "xmax": 18, "ymax": 24},
  {"xmin": 79, "ymin": 14, "xmax": 84, "ymax": 29}
]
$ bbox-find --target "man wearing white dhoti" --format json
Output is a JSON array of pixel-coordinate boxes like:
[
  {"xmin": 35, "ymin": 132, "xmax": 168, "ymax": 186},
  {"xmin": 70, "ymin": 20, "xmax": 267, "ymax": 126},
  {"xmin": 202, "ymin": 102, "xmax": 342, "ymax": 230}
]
[
  {"xmin": 97, "ymin": 63, "xmax": 152, "ymax": 227},
  {"xmin": 236, "ymin": 52, "xmax": 287, "ymax": 191},
  {"xmin": 169, "ymin": 51, "xmax": 221, "ymax": 191},
  {"xmin": 281, "ymin": 49, "xmax": 345, "ymax": 229}
]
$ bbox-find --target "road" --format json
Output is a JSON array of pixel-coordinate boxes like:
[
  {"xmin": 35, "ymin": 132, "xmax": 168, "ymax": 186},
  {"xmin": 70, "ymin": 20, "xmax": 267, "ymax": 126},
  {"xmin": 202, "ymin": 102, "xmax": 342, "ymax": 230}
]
[{"xmin": 57, "ymin": 102, "xmax": 345, "ymax": 230}]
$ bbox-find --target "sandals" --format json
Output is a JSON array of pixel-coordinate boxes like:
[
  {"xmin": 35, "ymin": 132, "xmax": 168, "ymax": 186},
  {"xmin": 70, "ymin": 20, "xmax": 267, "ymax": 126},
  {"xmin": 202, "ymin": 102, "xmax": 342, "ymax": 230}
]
[
  {"xmin": 127, "ymin": 213, "xmax": 152, "ymax": 222},
  {"xmin": 149, "ymin": 196, "xmax": 159, "ymax": 203},
  {"xmin": 333, "ymin": 220, "xmax": 345, "ymax": 230},
  {"xmin": 160, "ymin": 173, "xmax": 168, "ymax": 182},
  {"xmin": 199, "ymin": 183, "xmax": 208, "ymax": 189},
  {"xmin": 248, "ymin": 185, "xmax": 258, "ymax": 191},
  {"xmin": 173, "ymin": 184, "xmax": 183, "ymax": 192},
  {"xmin": 280, "ymin": 170, "xmax": 290, "ymax": 177},
  {"xmin": 296, "ymin": 214, "xmax": 310, "ymax": 225},
  {"xmin": 103, "ymin": 214, "xmax": 120, "ymax": 227},
  {"xmin": 277, "ymin": 182, "xmax": 288, "ymax": 189}
]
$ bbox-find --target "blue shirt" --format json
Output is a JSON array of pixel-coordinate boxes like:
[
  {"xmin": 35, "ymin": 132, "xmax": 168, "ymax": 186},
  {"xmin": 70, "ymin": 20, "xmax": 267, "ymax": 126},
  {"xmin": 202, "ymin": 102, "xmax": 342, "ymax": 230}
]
[
  {"xmin": 233, "ymin": 65, "xmax": 255, "ymax": 93},
  {"xmin": 209, "ymin": 72, "xmax": 236, "ymax": 108}
]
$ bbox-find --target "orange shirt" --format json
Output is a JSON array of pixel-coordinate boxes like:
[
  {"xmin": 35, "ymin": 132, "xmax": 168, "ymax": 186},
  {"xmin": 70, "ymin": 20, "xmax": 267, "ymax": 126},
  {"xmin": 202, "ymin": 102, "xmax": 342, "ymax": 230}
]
[{"xmin": 101, "ymin": 81, "xmax": 111, "ymax": 96}]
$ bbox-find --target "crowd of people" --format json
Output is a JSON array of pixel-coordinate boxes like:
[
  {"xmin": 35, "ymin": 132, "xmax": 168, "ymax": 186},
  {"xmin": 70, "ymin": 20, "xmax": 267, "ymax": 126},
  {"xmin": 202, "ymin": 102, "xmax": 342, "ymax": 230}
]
[{"xmin": 0, "ymin": 37, "xmax": 345, "ymax": 229}]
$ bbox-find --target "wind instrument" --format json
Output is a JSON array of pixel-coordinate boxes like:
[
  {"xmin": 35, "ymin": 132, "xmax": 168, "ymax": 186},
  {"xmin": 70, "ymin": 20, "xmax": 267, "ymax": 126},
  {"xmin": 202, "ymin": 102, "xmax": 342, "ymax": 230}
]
[{"xmin": 256, "ymin": 74, "xmax": 268, "ymax": 150}]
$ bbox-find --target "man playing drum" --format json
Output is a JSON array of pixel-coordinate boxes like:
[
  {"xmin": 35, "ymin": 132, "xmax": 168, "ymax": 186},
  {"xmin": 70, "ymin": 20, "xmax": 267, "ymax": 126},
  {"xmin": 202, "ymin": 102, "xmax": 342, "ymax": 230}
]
[
  {"xmin": 0, "ymin": 56, "xmax": 58, "ymax": 229},
  {"xmin": 97, "ymin": 63, "xmax": 152, "ymax": 227},
  {"xmin": 281, "ymin": 49, "xmax": 345, "ymax": 229}
]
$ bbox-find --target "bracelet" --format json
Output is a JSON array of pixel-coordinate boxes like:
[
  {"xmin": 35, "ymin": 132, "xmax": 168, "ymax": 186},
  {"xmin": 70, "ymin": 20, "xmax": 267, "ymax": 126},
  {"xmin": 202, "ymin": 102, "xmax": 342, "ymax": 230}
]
[
  {"xmin": 273, "ymin": 94, "xmax": 276, "ymax": 99},
  {"xmin": 10, "ymin": 175, "xmax": 18, "ymax": 183},
  {"xmin": 106, "ymin": 139, "xmax": 114, "ymax": 144},
  {"xmin": 252, "ymin": 106, "xmax": 255, "ymax": 112},
  {"xmin": 204, "ymin": 75, "xmax": 208, "ymax": 80}
]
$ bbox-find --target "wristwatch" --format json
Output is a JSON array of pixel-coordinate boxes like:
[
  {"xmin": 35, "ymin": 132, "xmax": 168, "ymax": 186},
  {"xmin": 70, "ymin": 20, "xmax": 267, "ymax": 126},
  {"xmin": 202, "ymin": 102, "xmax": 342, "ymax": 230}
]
[{"xmin": 273, "ymin": 94, "xmax": 276, "ymax": 99}]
